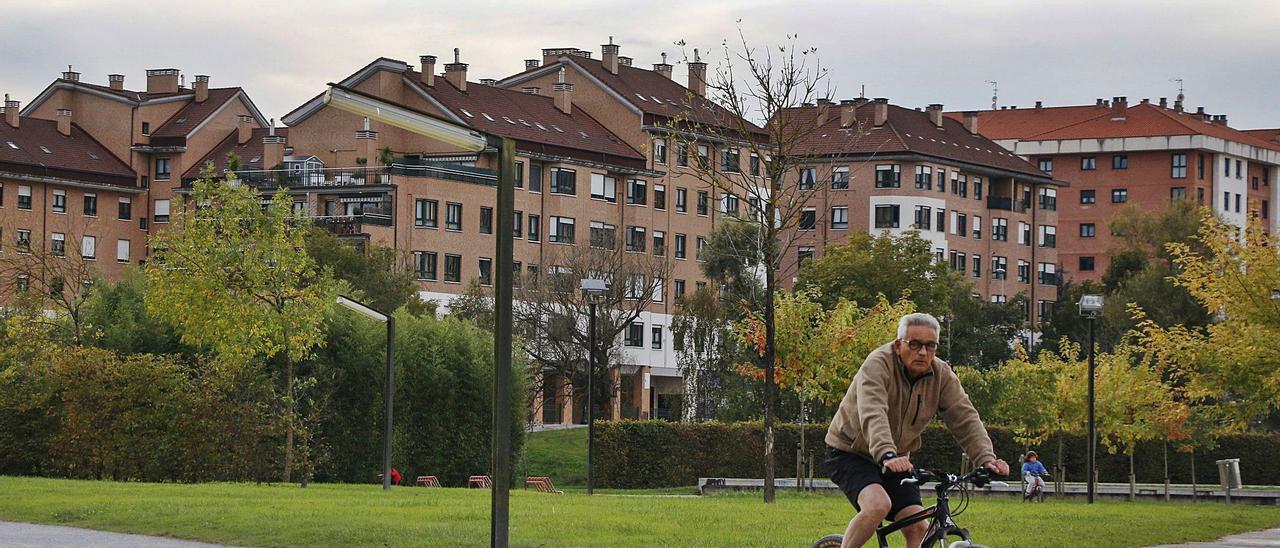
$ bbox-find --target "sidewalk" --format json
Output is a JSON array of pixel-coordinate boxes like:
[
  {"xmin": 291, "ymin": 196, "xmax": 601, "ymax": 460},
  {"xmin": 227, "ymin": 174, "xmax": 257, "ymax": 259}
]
[
  {"xmin": 0, "ymin": 521, "xmax": 222, "ymax": 547},
  {"xmin": 1150, "ymin": 528, "xmax": 1280, "ymax": 547}
]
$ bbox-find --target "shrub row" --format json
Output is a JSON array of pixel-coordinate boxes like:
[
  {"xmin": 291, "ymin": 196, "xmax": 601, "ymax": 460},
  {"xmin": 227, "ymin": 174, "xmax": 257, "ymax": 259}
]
[{"xmin": 593, "ymin": 420, "xmax": 1280, "ymax": 488}]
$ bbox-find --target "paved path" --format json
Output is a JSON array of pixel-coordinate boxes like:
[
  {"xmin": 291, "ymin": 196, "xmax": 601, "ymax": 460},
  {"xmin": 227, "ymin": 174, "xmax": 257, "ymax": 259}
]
[
  {"xmin": 0, "ymin": 521, "xmax": 223, "ymax": 547},
  {"xmin": 1150, "ymin": 528, "xmax": 1280, "ymax": 547}
]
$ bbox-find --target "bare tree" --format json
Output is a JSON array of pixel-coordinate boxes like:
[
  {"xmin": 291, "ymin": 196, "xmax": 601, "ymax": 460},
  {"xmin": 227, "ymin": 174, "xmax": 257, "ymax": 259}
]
[
  {"xmin": 665, "ymin": 30, "xmax": 864, "ymax": 502},
  {"xmin": 514, "ymin": 233, "xmax": 671, "ymax": 424},
  {"xmin": 0, "ymin": 225, "xmax": 101, "ymax": 345}
]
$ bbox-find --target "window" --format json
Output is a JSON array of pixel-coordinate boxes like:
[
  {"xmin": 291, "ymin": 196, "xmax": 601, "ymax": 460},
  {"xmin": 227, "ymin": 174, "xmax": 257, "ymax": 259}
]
[
  {"xmin": 116, "ymin": 239, "xmax": 130, "ymax": 264},
  {"xmin": 18, "ymin": 185, "xmax": 32, "ymax": 210},
  {"xmin": 1038, "ymin": 188, "xmax": 1057, "ymax": 210},
  {"xmin": 478, "ymin": 258, "xmax": 492, "ymax": 286},
  {"xmin": 1038, "ymin": 158, "xmax": 1053, "ymax": 174},
  {"xmin": 1111, "ymin": 189, "xmax": 1128, "ymax": 203},
  {"xmin": 913, "ymin": 206, "xmax": 932, "ymax": 230},
  {"xmin": 118, "ymin": 197, "xmax": 132, "ymax": 220},
  {"xmin": 675, "ymin": 234, "xmax": 687, "ymax": 259},
  {"xmin": 1080, "ymin": 223, "xmax": 1096, "ymax": 237},
  {"xmin": 674, "ymin": 279, "xmax": 686, "ymax": 300},
  {"xmin": 675, "ymin": 187, "xmax": 687, "ymax": 212},
  {"xmin": 1222, "ymin": 191, "xmax": 1229, "ymax": 211},
  {"xmin": 512, "ymin": 262, "xmax": 522, "ymax": 288},
  {"xmin": 141, "ymin": 122, "xmax": 150, "ymax": 135},
  {"xmin": 832, "ymin": 167, "xmax": 850, "ymax": 189},
  {"xmin": 622, "ymin": 178, "xmax": 647, "ymax": 205},
  {"xmin": 936, "ymin": 169, "xmax": 946, "ymax": 192},
  {"xmin": 936, "ymin": 209, "xmax": 945, "ymax": 232},
  {"xmin": 721, "ymin": 148, "xmax": 740, "ymax": 172},
  {"xmin": 1038, "ymin": 262, "xmax": 1058, "ymax": 285},
  {"xmin": 696, "ymin": 145, "xmax": 710, "ymax": 169},
  {"xmin": 653, "ymin": 230, "xmax": 665, "ymax": 256},
  {"xmin": 528, "ymin": 214, "xmax": 541, "ymax": 242},
  {"xmin": 955, "ymin": 213, "xmax": 967, "ymax": 236},
  {"xmin": 831, "ymin": 206, "xmax": 849, "ymax": 229},
  {"xmin": 51, "ymin": 232, "xmax": 66, "ymax": 256},
  {"xmin": 874, "ymin": 204, "xmax": 900, "ymax": 228},
  {"xmin": 52, "ymin": 189, "xmax": 66, "ymax": 213},
  {"xmin": 1172, "ymin": 153, "xmax": 1187, "ymax": 179},
  {"xmin": 155, "ymin": 157, "xmax": 171, "ymax": 180},
  {"xmin": 1017, "ymin": 260, "xmax": 1030, "ymax": 284},
  {"xmin": 16, "ymin": 275, "xmax": 28, "ymax": 293},
  {"xmin": 1080, "ymin": 189, "xmax": 1096, "ymax": 204},
  {"xmin": 1253, "ymin": 176, "xmax": 1260, "ymax": 191},
  {"xmin": 480, "ymin": 207, "xmax": 493, "ymax": 234},
  {"xmin": 1038, "ymin": 225, "xmax": 1056, "ymax": 248},
  {"xmin": 625, "ymin": 322, "xmax": 644, "ymax": 347},
  {"xmin": 1112, "ymin": 155, "xmax": 1128, "ymax": 170},
  {"xmin": 798, "ymin": 246, "xmax": 815, "ymax": 266},
  {"xmin": 626, "ymin": 226, "xmax": 646, "ymax": 252},
  {"xmin": 875, "ymin": 164, "xmax": 901, "ymax": 188},
  {"xmin": 799, "ymin": 168, "xmax": 816, "ymax": 190},
  {"xmin": 549, "ymin": 216, "xmax": 575, "ymax": 244},
  {"xmin": 676, "ymin": 143, "xmax": 688, "ymax": 167},
  {"xmin": 1018, "ymin": 221, "xmax": 1031, "ymax": 246},
  {"xmin": 1264, "ymin": 200, "xmax": 1271, "ymax": 220},
  {"xmin": 444, "ymin": 254, "xmax": 462, "ymax": 283},
  {"xmin": 625, "ymin": 275, "xmax": 646, "ymax": 300},
  {"xmin": 1236, "ymin": 159, "xmax": 1243, "ymax": 179},
  {"xmin": 1235, "ymin": 193, "xmax": 1241, "ymax": 213},
  {"xmin": 652, "ymin": 279, "xmax": 664, "ymax": 303},
  {"xmin": 154, "ymin": 199, "xmax": 170, "ymax": 223},
  {"xmin": 696, "ymin": 191, "xmax": 709, "ymax": 216},
  {"xmin": 696, "ymin": 236, "xmax": 706, "ymax": 261},
  {"xmin": 654, "ymin": 184, "xmax": 666, "ymax": 210},
  {"xmin": 915, "ymin": 166, "xmax": 933, "ymax": 190},
  {"xmin": 413, "ymin": 251, "xmax": 437, "ymax": 280},
  {"xmin": 799, "ymin": 207, "xmax": 816, "ymax": 230},
  {"xmin": 653, "ymin": 138, "xmax": 667, "ymax": 164},
  {"xmin": 992, "ymin": 256, "xmax": 1008, "ymax": 280},
  {"xmin": 1038, "ymin": 301, "xmax": 1055, "ymax": 323},
  {"xmin": 1079, "ymin": 256, "xmax": 1095, "ymax": 272},
  {"xmin": 1081, "ymin": 156, "xmax": 1097, "ymax": 171},
  {"xmin": 722, "ymin": 194, "xmax": 740, "ymax": 217},
  {"xmin": 1195, "ymin": 154, "xmax": 1204, "ymax": 180},
  {"xmin": 513, "ymin": 161, "xmax": 524, "ymax": 189},
  {"xmin": 591, "ymin": 173, "xmax": 616, "ymax": 202},
  {"xmin": 973, "ymin": 178, "xmax": 982, "ymax": 200},
  {"xmin": 957, "ymin": 175, "xmax": 968, "ymax": 198},
  {"xmin": 550, "ymin": 168, "xmax": 576, "ymax": 195},
  {"xmin": 17, "ymin": 229, "xmax": 31, "ymax": 253},
  {"xmin": 992, "ymin": 218, "xmax": 1008, "ymax": 241},
  {"xmin": 1197, "ymin": 188, "xmax": 1205, "ymax": 205},
  {"xmin": 81, "ymin": 236, "xmax": 95, "ymax": 260},
  {"xmin": 590, "ymin": 221, "xmax": 616, "ymax": 249},
  {"xmin": 972, "ymin": 255, "xmax": 981, "ymax": 278},
  {"xmin": 651, "ymin": 325, "xmax": 664, "ymax": 349},
  {"xmin": 750, "ymin": 153, "xmax": 761, "ymax": 176},
  {"xmin": 972, "ymin": 215, "xmax": 982, "ymax": 239},
  {"xmin": 415, "ymin": 199, "xmax": 438, "ymax": 227},
  {"xmin": 446, "ymin": 202, "xmax": 463, "ymax": 231},
  {"xmin": 529, "ymin": 163, "xmax": 543, "ymax": 192},
  {"xmin": 82, "ymin": 193, "xmax": 97, "ymax": 216}
]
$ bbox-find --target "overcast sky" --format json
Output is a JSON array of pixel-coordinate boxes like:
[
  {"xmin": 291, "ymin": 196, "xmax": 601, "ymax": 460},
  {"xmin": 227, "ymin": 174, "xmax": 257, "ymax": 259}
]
[{"xmin": 4, "ymin": 0, "xmax": 1278, "ymax": 128}]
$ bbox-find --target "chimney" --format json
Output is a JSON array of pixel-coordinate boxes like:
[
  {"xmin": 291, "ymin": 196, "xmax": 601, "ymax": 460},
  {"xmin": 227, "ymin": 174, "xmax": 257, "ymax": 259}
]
[
  {"xmin": 872, "ymin": 98, "xmax": 889, "ymax": 127},
  {"xmin": 1095, "ymin": 98, "xmax": 1105, "ymax": 106},
  {"xmin": 4, "ymin": 95, "xmax": 19, "ymax": 128},
  {"xmin": 1174, "ymin": 98, "xmax": 1183, "ymax": 113},
  {"xmin": 193, "ymin": 74, "xmax": 209, "ymax": 103},
  {"xmin": 262, "ymin": 119, "xmax": 285, "ymax": 170},
  {"xmin": 553, "ymin": 67, "xmax": 573, "ymax": 115},
  {"xmin": 444, "ymin": 48, "xmax": 467, "ymax": 92},
  {"xmin": 1159, "ymin": 97, "xmax": 1168, "ymax": 108},
  {"xmin": 653, "ymin": 52, "xmax": 673, "ymax": 80},
  {"xmin": 108, "ymin": 73, "xmax": 125, "ymax": 90},
  {"xmin": 146, "ymin": 68, "xmax": 180, "ymax": 94},
  {"xmin": 542, "ymin": 47, "xmax": 575, "ymax": 65},
  {"xmin": 56, "ymin": 108, "xmax": 71, "ymax": 136},
  {"xmin": 419, "ymin": 55, "xmax": 436, "ymax": 87},
  {"xmin": 839, "ymin": 100, "xmax": 857, "ymax": 128},
  {"xmin": 1212, "ymin": 114, "xmax": 1228, "ymax": 126},
  {"xmin": 926, "ymin": 103, "xmax": 944, "ymax": 127},
  {"xmin": 687, "ymin": 48, "xmax": 707, "ymax": 98},
  {"xmin": 237, "ymin": 114, "xmax": 253, "ymax": 144},
  {"xmin": 963, "ymin": 111, "xmax": 979, "ymax": 134},
  {"xmin": 1034, "ymin": 100, "xmax": 1043, "ymax": 110},
  {"xmin": 356, "ymin": 117, "xmax": 378, "ymax": 162},
  {"xmin": 1111, "ymin": 96, "xmax": 1127, "ymax": 119},
  {"xmin": 525, "ymin": 59, "xmax": 540, "ymax": 70},
  {"xmin": 61, "ymin": 65, "xmax": 80, "ymax": 82},
  {"xmin": 480, "ymin": 79, "xmax": 497, "ymax": 86},
  {"xmin": 1195, "ymin": 106, "xmax": 1207, "ymax": 121},
  {"xmin": 816, "ymin": 98, "xmax": 832, "ymax": 125},
  {"xmin": 522, "ymin": 87, "xmax": 541, "ymax": 95},
  {"xmin": 1140, "ymin": 98, "xmax": 1150, "ymax": 104},
  {"xmin": 618, "ymin": 56, "xmax": 632, "ymax": 67},
  {"xmin": 602, "ymin": 36, "xmax": 620, "ymax": 75}
]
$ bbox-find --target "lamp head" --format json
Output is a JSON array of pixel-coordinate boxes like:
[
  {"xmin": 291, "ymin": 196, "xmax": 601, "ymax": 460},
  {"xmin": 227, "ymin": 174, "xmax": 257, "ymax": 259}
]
[{"xmin": 1078, "ymin": 294, "xmax": 1104, "ymax": 317}]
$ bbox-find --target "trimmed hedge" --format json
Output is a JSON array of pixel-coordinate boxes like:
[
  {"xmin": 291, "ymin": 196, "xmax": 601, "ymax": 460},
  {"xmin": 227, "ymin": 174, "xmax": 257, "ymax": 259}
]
[{"xmin": 593, "ymin": 420, "xmax": 1280, "ymax": 488}]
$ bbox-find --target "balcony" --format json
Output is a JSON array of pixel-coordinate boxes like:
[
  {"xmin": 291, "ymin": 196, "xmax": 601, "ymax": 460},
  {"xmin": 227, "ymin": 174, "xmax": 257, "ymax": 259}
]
[
  {"xmin": 314, "ymin": 213, "xmax": 394, "ymax": 236},
  {"xmin": 215, "ymin": 160, "xmax": 498, "ymax": 190},
  {"xmin": 987, "ymin": 196, "xmax": 1027, "ymax": 213}
]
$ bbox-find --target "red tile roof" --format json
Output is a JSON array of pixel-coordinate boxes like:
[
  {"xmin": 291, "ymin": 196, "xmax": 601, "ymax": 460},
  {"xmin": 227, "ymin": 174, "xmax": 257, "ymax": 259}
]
[
  {"xmin": 0, "ymin": 117, "xmax": 136, "ymax": 186},
  {"xmin": 1243, "ymin": 128, "xmax": 1280, "ymax": 145},
  {"xmin": 944, "ymin": 105, "xmax": 1111, "ymax": 141},
  {"xmin": 182, "ymin": 127, "xmax": 290, "ymax": 179},
  {"xmin": 50, "ymin": 78, "xmax": 193, "ymax": 103},
  {"xmin": 151, "ymin": 88, "xmax": 244, "ymax": 137},
  {"xmin": 789, "ymin": 102, "xmax": 1050, "ymax": 179}
]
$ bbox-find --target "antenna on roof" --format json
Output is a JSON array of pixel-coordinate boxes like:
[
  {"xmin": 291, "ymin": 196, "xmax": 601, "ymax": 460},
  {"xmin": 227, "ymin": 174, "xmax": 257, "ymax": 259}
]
[
  {"xmin": 1169, "ymin": 78, "xmax": 1185, "ymax": 104},
  {"xmin": 454, "ymin": 48, "xmax": 460, "ymax": 64},
  {"xmin": 609, "ymin": 36, "xmax": 614, "ymax": 45},
  {"xmin": 985, "ymin": 80, "xmax": 998, "ymax": 110},
  {"xmin": 558, "ymin": 67, "xmax": 565, "ymax": 83},
  {"xmin": 694, "ymin": 48, "xmax": 700, "ymax": 63}
]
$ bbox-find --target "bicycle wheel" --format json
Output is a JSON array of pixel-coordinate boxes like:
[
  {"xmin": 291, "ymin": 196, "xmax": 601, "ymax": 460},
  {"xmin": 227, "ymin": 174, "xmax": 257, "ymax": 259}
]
[{"xmin": 812, "ymin": 534, "xmax": 844, "ymax": 548}]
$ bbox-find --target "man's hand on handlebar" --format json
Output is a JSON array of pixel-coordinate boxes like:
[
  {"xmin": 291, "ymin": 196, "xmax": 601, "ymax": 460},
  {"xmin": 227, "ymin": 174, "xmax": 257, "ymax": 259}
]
[
  {"xmin": 883, "ymin": 455, "xmax": 913, "ymax": 474},
  {"xmin": 981, "ymin": 458, "xmax": 1010, "ymax": 476}
]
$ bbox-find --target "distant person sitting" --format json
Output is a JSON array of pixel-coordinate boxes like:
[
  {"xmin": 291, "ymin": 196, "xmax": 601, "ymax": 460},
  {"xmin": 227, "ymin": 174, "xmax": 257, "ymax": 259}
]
[{"xmin": 1022, "ymin": 451, "xmax": 1048, "ymax": 498}]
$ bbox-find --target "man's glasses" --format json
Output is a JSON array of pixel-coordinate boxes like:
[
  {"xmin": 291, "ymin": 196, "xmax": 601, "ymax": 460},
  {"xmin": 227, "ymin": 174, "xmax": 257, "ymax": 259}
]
[{"xmin": 905, "ymin": 339, "xmax": 939, "ymax": 352}]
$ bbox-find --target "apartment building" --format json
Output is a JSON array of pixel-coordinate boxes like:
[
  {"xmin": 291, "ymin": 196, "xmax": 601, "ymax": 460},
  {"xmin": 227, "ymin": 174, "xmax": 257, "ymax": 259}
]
[
  {"xmin": 784, "ymin": 99, "xmax": 1062, "ymax": 328},
  {"xmin": 951, "ymin": 98, "xmax": 1280, "ymax": 282}
]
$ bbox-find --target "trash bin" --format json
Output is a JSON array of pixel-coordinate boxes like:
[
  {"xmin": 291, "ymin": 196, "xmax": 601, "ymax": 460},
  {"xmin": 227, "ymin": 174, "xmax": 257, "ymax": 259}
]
[{"xmin": 1215, "ymin": 458, "xmax": 1241, "ymax": 490}]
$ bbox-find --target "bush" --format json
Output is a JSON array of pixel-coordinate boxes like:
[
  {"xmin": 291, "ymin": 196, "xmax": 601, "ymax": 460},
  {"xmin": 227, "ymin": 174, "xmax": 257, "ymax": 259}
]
[{"xmin": 593, "ymin": 420, "xmax": 1280, "ymax": 488}]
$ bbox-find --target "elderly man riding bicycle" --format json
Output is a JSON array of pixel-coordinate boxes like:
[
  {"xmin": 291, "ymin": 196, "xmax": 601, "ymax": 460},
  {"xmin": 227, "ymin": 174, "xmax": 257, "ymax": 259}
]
[{"xmin": 825, "ymin": 313, "xmax": 1009, "ymax": 548}]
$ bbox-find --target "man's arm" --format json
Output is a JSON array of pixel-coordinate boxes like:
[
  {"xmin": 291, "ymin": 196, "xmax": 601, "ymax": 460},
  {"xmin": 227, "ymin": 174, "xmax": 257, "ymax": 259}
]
[
  {"xmin": 937, "ymin": 368, "xmax": 999, "ymax": 469},
  {"xmin": 855, "ymin": 359, "xmax": 896, "ymax": 462}
]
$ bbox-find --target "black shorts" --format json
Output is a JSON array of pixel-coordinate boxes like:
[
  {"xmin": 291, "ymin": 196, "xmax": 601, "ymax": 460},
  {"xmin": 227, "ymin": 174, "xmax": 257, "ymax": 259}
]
[{"xmin": 825, "ymin": 446, "xmax": 922, "ymax": 520}]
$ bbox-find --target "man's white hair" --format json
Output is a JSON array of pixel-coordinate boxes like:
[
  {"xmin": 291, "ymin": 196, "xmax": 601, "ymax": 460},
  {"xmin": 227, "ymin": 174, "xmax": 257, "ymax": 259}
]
[{"xmin": 897, "ymin": 312, "xmax": 941, "ymax": 340}]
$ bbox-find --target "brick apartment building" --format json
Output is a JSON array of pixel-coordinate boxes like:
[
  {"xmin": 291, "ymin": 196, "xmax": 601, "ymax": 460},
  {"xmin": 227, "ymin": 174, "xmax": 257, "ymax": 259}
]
[
  {"xmin": 782, "ymin": 99, "xmax": 1062, "ymax": 331},
  {"xmin": 950, "ymin": 98, "xmax": 1280, "ymax": 282}
]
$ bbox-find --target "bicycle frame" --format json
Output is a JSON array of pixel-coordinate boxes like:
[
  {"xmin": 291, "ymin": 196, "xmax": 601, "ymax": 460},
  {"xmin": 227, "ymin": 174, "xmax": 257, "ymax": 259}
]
[{"xmin": 873, "ymin": 471, "xmax": 978, "ymax": 548}]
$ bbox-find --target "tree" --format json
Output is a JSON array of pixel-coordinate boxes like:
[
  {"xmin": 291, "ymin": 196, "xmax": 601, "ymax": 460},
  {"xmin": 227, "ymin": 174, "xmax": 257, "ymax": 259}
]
[
  {"xmin": 146, "ymin": 173, "xmax": 341, "ymax": 483},
  {"xmin": 943, "ymin": 288, "xmax": 1026, "ymax": 369},
  {"xmin": 448, "ymin": 279, "xmax": 495, "ymax": 329},
  {"xmin": 304, "ymin": 227, "xmax": 417, "ymax": 314},
  {"xmin": 81, "ymin": 271, "xmax": 187, "ymax": 356},
  {"xmin": 0, "ymin": 226, "xmax": 102, "ymax": 345},
  {"xmin": 797, "ymin": 231, "xmax": 952, "ymax": 313}
]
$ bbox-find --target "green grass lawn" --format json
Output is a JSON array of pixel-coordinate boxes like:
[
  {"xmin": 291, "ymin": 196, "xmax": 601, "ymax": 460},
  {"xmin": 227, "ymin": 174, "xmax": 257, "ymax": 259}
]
[
  {"xmin": 2, "ymin": 476, "xmax": 1279, "ymax": 547},
  {"xmin": 521, "ymin": 427, "xmax": 588, "ymax": 486}
]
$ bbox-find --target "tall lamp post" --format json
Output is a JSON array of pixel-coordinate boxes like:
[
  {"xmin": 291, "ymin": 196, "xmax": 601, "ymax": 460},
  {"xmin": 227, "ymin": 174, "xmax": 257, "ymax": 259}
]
[
  {"xmin": 580, "ymin": 278, "xmax": 607, "ymax": 495},
  {"xmin": 336, "ymin": 295, "xmax": 394, "ymax": 491},
  {"xmin": 1079, "ymin": 293, "xmax": 1104, "ymax": 504}
]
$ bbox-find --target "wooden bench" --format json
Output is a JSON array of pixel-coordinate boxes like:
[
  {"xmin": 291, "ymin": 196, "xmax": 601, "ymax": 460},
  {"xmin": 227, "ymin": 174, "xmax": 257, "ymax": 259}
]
[
  {"xmin": 416, "ymin": 475, "xmax": 441, "ymax": 487},
  {"xmin": 468, "ymin": 475, "xmax": 493, "ymax": 489},
  {"xmin": 525, "ymin": 476, "xmax": 564, "ymax": 494}
]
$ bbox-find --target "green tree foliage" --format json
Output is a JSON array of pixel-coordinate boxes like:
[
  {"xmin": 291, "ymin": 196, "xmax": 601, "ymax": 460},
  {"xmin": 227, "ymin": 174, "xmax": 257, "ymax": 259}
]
[
  {"xmin": 944, "ymin": 288, "xmax": 1026, "ymax": 369},
  {"xmin": 304, "ymin": 227, "xmax": 417, "ymax": 314},
  {"xmin": 81, "ymin": 272, "xmax": 186, "ymax": 356},
  {"xmin": 447, "ymin": 279, "xmax": 495, "ymax": 329},
  {"xmin": 797, "ymin": 231, "xmax": 952, "ymax": 313}
]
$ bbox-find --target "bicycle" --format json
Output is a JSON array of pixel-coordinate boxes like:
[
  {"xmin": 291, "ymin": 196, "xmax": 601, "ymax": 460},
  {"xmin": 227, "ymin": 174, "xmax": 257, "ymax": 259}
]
[
  {"xmin": 1023, "ymin": 472, "xmax": 1050, "ymax": 503},
  {"xmin": 813, "ymin": 468, "xmax": 1007, "ymax": 548}
]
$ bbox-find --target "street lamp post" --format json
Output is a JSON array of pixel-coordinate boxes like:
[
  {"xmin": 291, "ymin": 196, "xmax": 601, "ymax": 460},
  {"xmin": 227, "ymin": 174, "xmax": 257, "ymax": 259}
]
[
  {"xmin": 580, "ymin": 278, "xmax": 607, "ymax": 496},
  {"xmin": 1079, "ymin": 293, "xmax": 1104, "ymax": 504},
  {"xmin": 336, "ymin": 295, "xmax": 394, "ymax": 491}
]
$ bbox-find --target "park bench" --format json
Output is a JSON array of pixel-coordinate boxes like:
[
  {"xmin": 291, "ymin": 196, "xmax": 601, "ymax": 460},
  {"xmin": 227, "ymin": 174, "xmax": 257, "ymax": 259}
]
[
  {"xmin": 525, "ymin": 476, "xmax": 564, "ymax": 494},
  {"xmin": 468, "ymin": 475, "xmax": 493, "ymax": 488},
  {"xmin": 416, "ymin": 475, "xmax": 441, "ymax": 487}
]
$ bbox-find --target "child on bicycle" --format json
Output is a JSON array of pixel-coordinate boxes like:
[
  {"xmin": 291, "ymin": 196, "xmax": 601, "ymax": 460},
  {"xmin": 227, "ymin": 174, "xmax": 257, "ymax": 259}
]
[{"xmin": 1022, "ymin": 451, "xmax": 1048, "ymax": 499}]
